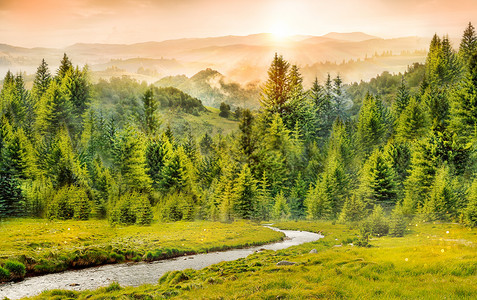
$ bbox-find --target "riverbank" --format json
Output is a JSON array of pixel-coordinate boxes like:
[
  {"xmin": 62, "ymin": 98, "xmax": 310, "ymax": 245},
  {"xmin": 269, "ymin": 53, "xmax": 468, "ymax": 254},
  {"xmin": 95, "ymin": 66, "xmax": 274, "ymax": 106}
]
[
  {"xmin": 0, "ymin": 219, "xmax": 283, "ymax": 283},
  {"xmin": 0, "ymin": 227, "xmax": 321, "ymax": 299},
  {"xmin": 23, "ymin": 221, "xmax": 477, "ymax": 299}
]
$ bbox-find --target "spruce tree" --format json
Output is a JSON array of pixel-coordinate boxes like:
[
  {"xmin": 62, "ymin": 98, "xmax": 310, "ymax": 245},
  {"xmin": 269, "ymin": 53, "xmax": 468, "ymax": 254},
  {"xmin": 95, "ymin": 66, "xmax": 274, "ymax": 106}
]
[
  {"xmin": 396, "ymin": 97, "xmax": 429, "ymax": 142},
  {"xmin": 359, "ymin": 149, "xmax": 397, "ymax": 208},
  {"xmin": 449, "ymin": 53, "xmax": 477, "ymax": 142},
  {"xmin": 260, "ymin": 53, "xmax": 290, "ymax": 116},
  {"xmin": 459, "ymin": 22, "xmax": 477, "ymax": 66},
  {"xmin": 232, "ymin": 164, "xmax": 257, "ymax": 219},
  {"xmin": 392, "ymin": 76, "xmax": 410, "ymax": 117},
  {"xmin": 32, "ymin": 59, "xmax": 52, "ymax": 102},
  {"xmin": 357, "ymin": 93, "xmax": 390, "ymax": 156},
  {"xmin": 57, "ymin": 53, "xmax": 73, "ymax": 80}
]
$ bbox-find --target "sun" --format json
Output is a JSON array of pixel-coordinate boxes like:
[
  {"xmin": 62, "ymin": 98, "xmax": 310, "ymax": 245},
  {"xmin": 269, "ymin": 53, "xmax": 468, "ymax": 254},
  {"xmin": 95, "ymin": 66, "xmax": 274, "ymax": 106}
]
[{"xmin": 270, "ymin": 22, "xmax": 292, "ymax": 40}]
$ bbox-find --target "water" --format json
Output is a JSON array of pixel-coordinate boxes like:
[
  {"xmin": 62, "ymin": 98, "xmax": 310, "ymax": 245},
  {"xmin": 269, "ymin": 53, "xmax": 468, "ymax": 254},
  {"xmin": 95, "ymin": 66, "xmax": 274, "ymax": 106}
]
[{"xmin": 0, "ymin": 226, "xmax": 322, "ymax": 299}]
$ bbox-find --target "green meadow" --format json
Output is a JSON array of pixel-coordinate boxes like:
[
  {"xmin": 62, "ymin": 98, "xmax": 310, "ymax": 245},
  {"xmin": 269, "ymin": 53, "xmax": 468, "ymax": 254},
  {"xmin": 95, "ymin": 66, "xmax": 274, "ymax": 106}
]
[
  {"xmin": 24, "ymin": 221, "xmax": 477, "ymax": 299},
  {"xmin": 0, "ymin": 219, "xmax": 283, "ymax": 281}
]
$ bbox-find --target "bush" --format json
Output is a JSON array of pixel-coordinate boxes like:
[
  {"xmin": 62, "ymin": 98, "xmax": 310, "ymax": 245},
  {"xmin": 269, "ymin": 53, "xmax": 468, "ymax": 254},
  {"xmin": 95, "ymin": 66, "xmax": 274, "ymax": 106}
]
[
  {"xmin": 0, "ymin": 266, "xmax": 10, "ymax": 280},
  {"xmin": 360, "ymin": 205, "xmax": 389, "ymax": 237},
  {"xmin": 4, "ymin": 260, "xmax": 26, "ymax": 278},
  {"xmin": 389, "ymin": 205, "xmax": 408, "ymax": 236},
  {"xmin": 47, "ymin": 185, "xmax": 91, "ymax": 220},
  {"xmin": 110, "ymin": 191, "xmax": 153, "ymax": 225}
]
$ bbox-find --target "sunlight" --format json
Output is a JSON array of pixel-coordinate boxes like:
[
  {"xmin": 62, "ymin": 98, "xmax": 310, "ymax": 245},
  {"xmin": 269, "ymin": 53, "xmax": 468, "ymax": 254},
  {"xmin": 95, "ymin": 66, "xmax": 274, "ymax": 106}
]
[{"xmin": 270, "ymin": 22, "xmax": 292, "ymax": 40}]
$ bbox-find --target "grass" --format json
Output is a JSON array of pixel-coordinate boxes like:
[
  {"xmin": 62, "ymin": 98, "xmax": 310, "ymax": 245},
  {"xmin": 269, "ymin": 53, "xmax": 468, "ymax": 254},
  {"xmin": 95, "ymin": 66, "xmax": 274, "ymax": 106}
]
[
  {"xmin": 27, "ymin": 221, "xmax": 477, "ymax": 299},
  {"xmin": 0, "ymin": 219, "xmax": 283, "ymax": 282},
  {"xmin": 159, "ymin": 107, "xmax": 238, "ymax": 138}
]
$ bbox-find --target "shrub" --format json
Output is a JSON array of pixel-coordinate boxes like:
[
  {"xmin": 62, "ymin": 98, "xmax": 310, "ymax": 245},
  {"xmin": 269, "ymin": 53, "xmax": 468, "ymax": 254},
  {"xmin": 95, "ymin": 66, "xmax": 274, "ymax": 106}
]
[
  {"xmin": 389, "ymin": 205, "xmax": 408, "ymax": 236},
  {"xmin": 0, "ymin": 266, "xmax": 10, "ymax": 280},
  {"xmin": 4, "ymin": 260, "xmax": 26, "ymax": 278},
  {"xmin": 47, "ymin": 185, "xmax": 91, "ymax": 220},
  {"xmin": 110, "ymin": 191, "xmax": 153, "ymax": 225},
  {"xmin": 360, "ymin": 205, "xmax": 389, "ymax": 237}
]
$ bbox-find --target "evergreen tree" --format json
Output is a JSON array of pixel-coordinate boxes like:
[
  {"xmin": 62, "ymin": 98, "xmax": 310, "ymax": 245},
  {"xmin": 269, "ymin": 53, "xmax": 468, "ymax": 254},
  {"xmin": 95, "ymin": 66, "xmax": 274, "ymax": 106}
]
[
  {"xmin": 0, "ymin": 173, "xmax": 24, "ymax": 218},
  {"xmin": 35, "ymin": 80, "xmax": 74, "ymax": 136},
  {"xmin": 395, "ymin": 97, "xmax": 429, "ymax": 142},
  {"xmin": 146, "ymin": 134, "xmax": 172, "ymax": 188},
  {"xmin": 309, "ymin": 77, "xmax": 332, "ymax": 139},
  {"xmin": 338, "ymin": 194, "xmax": 367, "ymax": 223},
  {"xmin": 288, "ymin": 172, "xmax": 307, "ymax": 219},
  {"xmin": 32, "ymin": 59, "xmax": 52, "ymax": 102},
  {"xmin": 232, "ymin": 164, "xmax": 257, "ymax": 219},
  {"xmin": 464, "ymin": 178, "xmax": 477, "ymax": 227},
  {"xmin": 256, "ymin": 172, "xmax": 272, "ymax": 220},
  {"xmin": 304, "ymin": 177, "xmax": 332, "ymax": 220},
  {"xmin": 359, "ymin": 149, "xmax": 397, "ymax": 208},
  {"xmin": 459, "ymin": 22, "xmax": 477, "ymax": 66},
  {"xmin": 260, "ymin": 53, "xmax": 290, "ymax": 116},
  {"xmin": 449, "ymin": 53, "xmax": 477, "ymax": 142},
  {"xmin": 420, "ymin": 166, "xmax": 453, "ymax": 221},
  {"xmin": 159, "ymin": 146, "xmax": 194, "ymax": 193},
  {"xmin": 286, "ymin": 65, "xmax": 316, "ymax": 138},
  {"xmin": 357, "ymin": 93, "xmax": 390, "ymax": 156},
  {"xmin": 111, "ymin": 127, "xmax": 152, "ymax": 192},
  {"xmin": 392, "ymin": 76, "xmax": 410, "ymax": 117},
  {"xmin": 402, "ymin": 135, "xmax": 440, "ymax": 215},
  {"xmin": 141, "ymin": 87, "xmax": 160, "ymax": 136},
  {"xmin": 57, "ymin": 53, "xmax": 73, "ymax": 80},
  {"xmin": 271, "ymin": 191, "xmax": 289, "ymax": 220}
]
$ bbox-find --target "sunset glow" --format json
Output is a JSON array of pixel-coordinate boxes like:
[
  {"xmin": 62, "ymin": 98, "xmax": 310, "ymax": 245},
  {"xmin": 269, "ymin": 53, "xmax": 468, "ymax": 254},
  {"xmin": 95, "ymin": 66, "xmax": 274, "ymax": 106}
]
[{"xmin": 0, "ymin": 0, "xmax": 477, "ymax": 47}]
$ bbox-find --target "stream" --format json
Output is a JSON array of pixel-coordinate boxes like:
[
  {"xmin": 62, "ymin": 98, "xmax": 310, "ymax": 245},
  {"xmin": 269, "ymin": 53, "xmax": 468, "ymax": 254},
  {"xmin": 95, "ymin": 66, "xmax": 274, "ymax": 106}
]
[{"xmin": 0, "ymin": 226, "xmax": 323, "ymax": 299}]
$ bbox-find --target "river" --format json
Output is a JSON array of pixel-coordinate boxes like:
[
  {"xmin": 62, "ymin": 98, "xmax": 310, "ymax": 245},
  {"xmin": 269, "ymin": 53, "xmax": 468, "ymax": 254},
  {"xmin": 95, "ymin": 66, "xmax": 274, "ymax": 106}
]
[{"xmin": 0, "ymin": 226, "xmax": 323, "ymax": 299}]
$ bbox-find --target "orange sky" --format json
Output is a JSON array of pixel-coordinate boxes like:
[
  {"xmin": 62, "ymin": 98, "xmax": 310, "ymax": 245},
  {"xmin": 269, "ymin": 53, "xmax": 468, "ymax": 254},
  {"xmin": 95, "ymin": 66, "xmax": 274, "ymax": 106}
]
[{"xmin": 1, "ymin": 0, "xmax": 477, "ymax": 47}]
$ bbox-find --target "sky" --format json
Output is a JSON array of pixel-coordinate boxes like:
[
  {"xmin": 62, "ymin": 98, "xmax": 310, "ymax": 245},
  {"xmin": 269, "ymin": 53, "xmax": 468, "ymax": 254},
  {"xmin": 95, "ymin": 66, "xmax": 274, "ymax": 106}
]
[{"xmin": 1, "ymin": 0, "xmax": 477, "ymax": 48}]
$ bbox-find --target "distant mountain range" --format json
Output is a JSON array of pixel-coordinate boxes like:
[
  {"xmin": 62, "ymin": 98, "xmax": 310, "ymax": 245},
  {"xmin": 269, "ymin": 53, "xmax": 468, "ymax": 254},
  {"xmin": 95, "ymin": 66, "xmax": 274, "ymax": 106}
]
[{"xmin": 0, "ymin": 32, "xmax": 442, "ymax": 86}]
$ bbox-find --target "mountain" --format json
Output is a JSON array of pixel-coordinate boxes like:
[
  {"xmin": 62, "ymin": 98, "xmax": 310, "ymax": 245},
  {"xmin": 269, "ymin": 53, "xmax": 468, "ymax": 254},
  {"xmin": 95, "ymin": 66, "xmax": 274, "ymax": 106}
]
[
  {"xmin": 155, "ymin": 68, "xmax": 261, "ymax": 109},
  {"xmin": 322, "ymin": 32, "xmax": 379, "ymax": 42},
  {"xmin": 0, "ymin": 32, "xmax": 436, "ymax": 88}
]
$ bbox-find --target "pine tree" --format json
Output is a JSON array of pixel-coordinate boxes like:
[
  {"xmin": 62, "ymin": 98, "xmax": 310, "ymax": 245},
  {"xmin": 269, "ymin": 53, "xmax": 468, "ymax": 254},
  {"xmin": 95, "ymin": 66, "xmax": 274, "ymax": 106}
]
[
  {"xmin": 146, "ymin": 134, "xmax": 173, "ymax": 188},
  {"xmin": 236, "ymin": 109, "xmax": 257, "ymax": 166},
  {"xmin": 309, "ymin": 77, "xmax": 332, "ymax": 139},
  {"xmin": 359, "ymin": 149, "xmax": 397, "ymax": 207},
  {"xmin": 272, "ymin": 191, "xmax": 289, "ymax": 220},
  {"xmin": 0, "ymin": 173, "xmax": 24, "ymax": 218},
  {"xmin": 159, "ymin": 146, "xmax": 193, "ymax": 193},
  {"xmin": 111, "ymin": 127, "xmax": 152, "ymax": 192},
  {"xmin": 141, "ymin": 87, "xmax": 159, "ymax": 136},
  {"xmin": 304, "ymin": 178, "xmax": 332, "ymax": 220},
  {"xmin": 449, "ymin": 53, "xmax": 477, "ymax": 142},
  {"xmin": 392, "ymin": 76, "xmax": 410, "ymax": 117},
  {"xmin": 459, "ymin": 22, "xmax": 477, "ymax": 66},
  {"xmin": 232, "ymin": 164, "xmax": 257, "ymax": 219},
  {"xmin": 402, "ymin": 135, "xmax": 440, "ymax": 215},
  {"xmin": 333, "ymin": 74, "xmax": 347, "ymax": 120},
  {"xmin": 35, "ymin": 80, "xmax": 74, "ymax": 136},
  {"xmin": 260, "ymin": 53, "xmax": 290, "ymax": 116},
  {"xmin": 464, "ymin": 178, "xmax": 477, "ymax": 227},
  {"xmin": 420, "ymin": 166, "xmax": 453, "ymax": 221},
  {"xmin": 357, "ymin": 93, "xmax": 390, "ymax": 156},
  {"xmin": 396, "ymin": 97, "xmax": 429, "ymax": 142},
  {"xmin": 57, "ymin": 53, "xmax": 73, "ymax": 80},
  {"xmin": 256, "ymin": 172, "xmax": 272, "ymax": 220},
  {"xmin": 286, "ymin": 65, "xmax": 316, "ymax": 138},
  {"xmin": 288, "ymin": 172, "xmax": 307, "ymax": 219},
  {"xmin": 338, "ymin": 194, "xmax": 367, "ymax": 223},
  {"xmin": 32, "ymin": 59, "xmax": 52, "ymax": 102}
]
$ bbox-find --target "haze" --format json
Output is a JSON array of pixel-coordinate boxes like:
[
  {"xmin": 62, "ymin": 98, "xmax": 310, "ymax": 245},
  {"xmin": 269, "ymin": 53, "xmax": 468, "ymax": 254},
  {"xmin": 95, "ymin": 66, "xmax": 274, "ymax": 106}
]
[{"xmin": 1, "ymin": 0, "xmax": 477, "ymax": 48}]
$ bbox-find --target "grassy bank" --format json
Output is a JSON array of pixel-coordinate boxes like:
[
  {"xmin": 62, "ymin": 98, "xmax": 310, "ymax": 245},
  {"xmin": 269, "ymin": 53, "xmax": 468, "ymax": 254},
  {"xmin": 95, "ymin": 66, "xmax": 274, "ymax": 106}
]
[
  {"xmin": 29, "ymin": 221, "xmax": 477, "ymax": 299},
  {"xmin": 0, "ymin": 219, "xmax": 283, "ymax": 282}
]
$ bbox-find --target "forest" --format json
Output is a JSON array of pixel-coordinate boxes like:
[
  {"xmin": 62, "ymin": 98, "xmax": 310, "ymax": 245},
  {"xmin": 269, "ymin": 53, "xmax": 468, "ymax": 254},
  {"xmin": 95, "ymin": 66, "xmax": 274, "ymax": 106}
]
[{"xmin": 0, "ymin": 23, "xmax": 477, "ymax": 238}]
